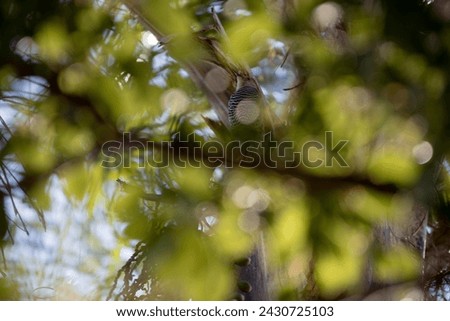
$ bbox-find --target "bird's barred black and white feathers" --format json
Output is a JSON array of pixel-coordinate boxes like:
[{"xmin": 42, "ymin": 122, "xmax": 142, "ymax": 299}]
[{"xmin": 228, "ymin": 85, "xmax": 261, "ymax": 127}]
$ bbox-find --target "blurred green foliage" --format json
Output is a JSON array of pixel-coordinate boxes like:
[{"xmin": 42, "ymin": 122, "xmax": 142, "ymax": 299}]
[{"xmin": 0, "ymin": 0, "xmax": 449, "ymax": 300}]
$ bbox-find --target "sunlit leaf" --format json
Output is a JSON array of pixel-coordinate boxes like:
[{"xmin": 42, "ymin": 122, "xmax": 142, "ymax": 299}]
[
  {"xmin": 374, "ymin": 245, "xmax": 420, "ymax": 283},
  {"xmin": 35, "ymin": 19, "xmax": 71, "ymax": 65},
  {"xmin": 153, "ymin": 229, "xmax": 233, "ymax": 300}
]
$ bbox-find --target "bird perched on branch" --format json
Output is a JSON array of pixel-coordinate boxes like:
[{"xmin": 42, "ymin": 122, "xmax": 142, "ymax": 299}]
[
  {"xmin": 227, "ymin": 74, "xmax": 277, "ymax": 144},
  {"xmin": 228, "ymin": 76, "xmax": 262, "ymax": 128}
]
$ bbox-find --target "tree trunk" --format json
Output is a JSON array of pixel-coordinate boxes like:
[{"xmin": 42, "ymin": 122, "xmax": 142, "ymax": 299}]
[{"xmin": 237, "ymin": 234, "xmax": 270, "ymax": 300}]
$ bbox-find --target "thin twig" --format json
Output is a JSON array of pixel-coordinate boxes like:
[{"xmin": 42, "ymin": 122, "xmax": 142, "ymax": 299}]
[
  {"xmin": 2, "ymin": 161, "xmax": 45, "ymax": 229},
  {"xmin": 278, "ymin": 47, "xmax": 290, "ymax": 69},
  {"xmin": 0, "ymin": 167, "xmax": 29, "ymax": 235}
]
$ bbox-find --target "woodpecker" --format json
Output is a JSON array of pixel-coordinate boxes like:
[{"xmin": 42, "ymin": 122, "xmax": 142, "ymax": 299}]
[{"xmin": 228, "ymin": 77, "xmax": 262, "ymax": 128}]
